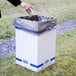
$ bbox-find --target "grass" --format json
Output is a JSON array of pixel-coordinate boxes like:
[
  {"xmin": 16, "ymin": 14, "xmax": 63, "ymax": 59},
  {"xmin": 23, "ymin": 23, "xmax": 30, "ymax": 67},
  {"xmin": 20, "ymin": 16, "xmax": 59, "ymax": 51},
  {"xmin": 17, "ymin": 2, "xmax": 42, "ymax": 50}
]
[
  {"xmin": 0, "ymin": 0, "xmax": 76, "ymax": 39},
  {"xmin": 0, "ymin": 0, "xmax": 76, "ymax": 76},
  {"xmin": 0, "ymin": 17, "xmax": 15, "ymax": 39},
  {"xmin": 0, "ymin": 28, "xmax": 76, "ymax": 76}
]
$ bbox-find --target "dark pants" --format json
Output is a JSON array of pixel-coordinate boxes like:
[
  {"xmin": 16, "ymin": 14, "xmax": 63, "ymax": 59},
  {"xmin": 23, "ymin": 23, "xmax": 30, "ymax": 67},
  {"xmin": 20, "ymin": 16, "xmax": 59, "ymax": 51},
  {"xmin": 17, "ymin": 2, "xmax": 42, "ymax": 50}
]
[{"xmin": 0, "ymin": 10, "xmax": 1, "ymax": 18}]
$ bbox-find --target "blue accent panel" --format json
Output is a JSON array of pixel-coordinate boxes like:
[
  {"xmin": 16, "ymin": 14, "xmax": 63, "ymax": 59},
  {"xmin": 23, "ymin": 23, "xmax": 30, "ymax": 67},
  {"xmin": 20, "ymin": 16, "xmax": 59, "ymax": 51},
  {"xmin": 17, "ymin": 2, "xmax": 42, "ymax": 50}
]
[
  {"xmin": 50, "ymin": 57, "xmax": 55, "ymax": 61},
  {"xmin": 30, "ymin": 63, "xmax": 44, "ymax": 68},
  {"xmin": 16, "ymin": 57, "xmax": 22, "ymax": 62},
  {"xmin": 23, "ymin": 60, "xmax": 28, "ymax": 64},
  {"xmin": 45, "ymin": 60, "xmax": 49, "ymax": 64},
  {"xmin": 15, "ymin": 26, "xmax": 54, "ymax": 35}
]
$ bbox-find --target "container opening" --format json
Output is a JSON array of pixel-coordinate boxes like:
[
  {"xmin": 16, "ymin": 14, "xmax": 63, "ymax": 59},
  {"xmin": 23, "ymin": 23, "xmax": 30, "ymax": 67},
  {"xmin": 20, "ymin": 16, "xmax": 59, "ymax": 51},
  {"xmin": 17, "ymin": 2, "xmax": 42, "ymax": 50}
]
[
  {"xmin": 20, "ymin": 15, "xmax": 41, "ymax": 21},
  {"xmin": 19, "ymin": 15, "xmax": 54, "ymax": 21}
]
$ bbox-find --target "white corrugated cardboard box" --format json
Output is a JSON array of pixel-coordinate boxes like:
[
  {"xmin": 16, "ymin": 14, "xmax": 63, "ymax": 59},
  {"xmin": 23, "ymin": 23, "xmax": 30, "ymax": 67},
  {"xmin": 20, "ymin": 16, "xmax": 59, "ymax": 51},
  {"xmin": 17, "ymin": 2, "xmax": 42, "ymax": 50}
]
[{"xmin": 15, "ymin": 28, "xmax": 56, "ymax": 72}]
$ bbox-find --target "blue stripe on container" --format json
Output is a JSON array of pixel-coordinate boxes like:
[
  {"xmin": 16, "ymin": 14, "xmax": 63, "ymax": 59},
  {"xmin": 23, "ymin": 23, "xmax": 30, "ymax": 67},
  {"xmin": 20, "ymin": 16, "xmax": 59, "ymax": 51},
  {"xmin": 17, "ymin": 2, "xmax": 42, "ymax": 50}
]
[
  {"xmin": 23, "ymin": 60, "xmax": 28, "ymax": 64},
  {"xmin": 16, "ymin": 57, "xmax": 22, "ymax": 62},
  {"xmin": 15, "ymin": 26, "xmax": 54, "ymax": 35},
  {"xmin": 50, "ymin": 57, "xmax": 55, "ymax": 61},
  {"xmin": 16, "ymin": 57, "xmax": 55, "ymax": 68},
  {"xmin": 30, "ymin": 63, "xmax": 44, "ymax": 68},
  {"xmin": 45, "ymin": 60, "xmax": 49, "ymax": 64}
]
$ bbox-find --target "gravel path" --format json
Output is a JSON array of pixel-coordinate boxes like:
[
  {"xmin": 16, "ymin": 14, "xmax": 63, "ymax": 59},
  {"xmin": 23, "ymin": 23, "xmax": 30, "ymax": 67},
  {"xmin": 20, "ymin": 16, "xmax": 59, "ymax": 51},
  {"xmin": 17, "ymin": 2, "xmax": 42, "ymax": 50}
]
[
  {"xmin": 0, "ymin": 19, "xmax": 76, "ymax": 57},
  {"xmin": 56, "ymin": 19, "xmax": 76, "ymax": 35},
  {"xmin": 0, "ymin": 36, "xmax": 15, "ymax": 57}
]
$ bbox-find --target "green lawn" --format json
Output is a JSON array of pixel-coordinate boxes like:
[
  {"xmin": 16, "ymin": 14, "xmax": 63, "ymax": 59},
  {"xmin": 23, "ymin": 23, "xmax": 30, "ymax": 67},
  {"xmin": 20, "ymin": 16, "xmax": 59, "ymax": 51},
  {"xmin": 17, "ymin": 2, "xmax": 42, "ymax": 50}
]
[
  {"xmin": 0, "ymin": 0, "xmax": 76, "ymax": 39},
  {"xmin": 0, "ymin": 28, "xmax": 76, "ymax": 76},
  {"xmin": 0, "ymin": 0, "xmax": 76, "ymax": 76}
]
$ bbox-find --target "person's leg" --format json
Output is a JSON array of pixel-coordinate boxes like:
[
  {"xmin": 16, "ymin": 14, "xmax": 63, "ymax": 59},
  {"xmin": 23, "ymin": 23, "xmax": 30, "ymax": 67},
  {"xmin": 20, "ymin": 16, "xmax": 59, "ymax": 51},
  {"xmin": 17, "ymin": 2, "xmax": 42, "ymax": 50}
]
[{"xmin": 0, "ymin": 10, "xmax": 1, "ymax": 18}]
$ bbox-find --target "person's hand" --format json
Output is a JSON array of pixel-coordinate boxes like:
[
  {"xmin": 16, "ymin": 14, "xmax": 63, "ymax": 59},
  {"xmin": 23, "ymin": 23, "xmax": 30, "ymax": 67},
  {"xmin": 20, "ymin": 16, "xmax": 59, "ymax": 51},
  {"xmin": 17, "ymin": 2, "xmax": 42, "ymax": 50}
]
[{"xmin": 20, "ymin": 2, "xmax": 32, "ymax": 14}]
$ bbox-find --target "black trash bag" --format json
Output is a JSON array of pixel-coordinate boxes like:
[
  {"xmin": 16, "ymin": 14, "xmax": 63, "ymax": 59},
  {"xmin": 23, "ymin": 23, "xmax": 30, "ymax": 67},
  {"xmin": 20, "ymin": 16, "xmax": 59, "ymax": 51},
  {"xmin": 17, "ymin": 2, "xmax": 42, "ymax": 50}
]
[{"xmin": 13, "ymin": 15, "xmax": 57, "ymax": 34}]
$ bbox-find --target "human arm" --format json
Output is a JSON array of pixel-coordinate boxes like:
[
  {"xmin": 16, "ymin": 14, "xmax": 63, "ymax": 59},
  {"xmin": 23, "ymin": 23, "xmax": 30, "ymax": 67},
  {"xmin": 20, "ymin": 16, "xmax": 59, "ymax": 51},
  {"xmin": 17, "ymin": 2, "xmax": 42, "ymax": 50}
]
[
  {"xmin": 7, "ymin": 0, "xmax": 21, "ymax": 7},
  {"xmin": 7, "ymin": 0, "xmax": 32, "ymax": 14}
]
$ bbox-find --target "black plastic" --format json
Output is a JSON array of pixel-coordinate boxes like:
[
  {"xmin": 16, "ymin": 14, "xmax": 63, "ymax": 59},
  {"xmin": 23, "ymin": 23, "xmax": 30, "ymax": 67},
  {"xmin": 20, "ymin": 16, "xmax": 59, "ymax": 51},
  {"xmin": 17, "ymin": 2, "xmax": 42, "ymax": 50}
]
[{"xmin": 13, "ymin": 15, "xmax": 57, "ymax": 35}]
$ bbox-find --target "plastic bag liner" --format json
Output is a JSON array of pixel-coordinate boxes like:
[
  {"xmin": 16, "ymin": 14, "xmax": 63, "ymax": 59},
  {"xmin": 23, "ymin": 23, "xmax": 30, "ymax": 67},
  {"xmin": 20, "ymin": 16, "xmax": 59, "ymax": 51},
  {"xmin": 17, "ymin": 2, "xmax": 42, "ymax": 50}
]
[{"xmin": 13, "ymin": 15, "xmax": 57, "ymax": 35}]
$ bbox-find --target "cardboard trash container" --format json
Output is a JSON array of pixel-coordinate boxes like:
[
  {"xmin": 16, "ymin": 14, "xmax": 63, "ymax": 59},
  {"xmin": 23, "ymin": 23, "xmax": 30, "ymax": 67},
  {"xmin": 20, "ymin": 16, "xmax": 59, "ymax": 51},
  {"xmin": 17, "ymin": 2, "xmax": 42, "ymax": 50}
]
[{"xmin": 13, "ymin": 15, "xmax": 57, "ymax": 72}]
